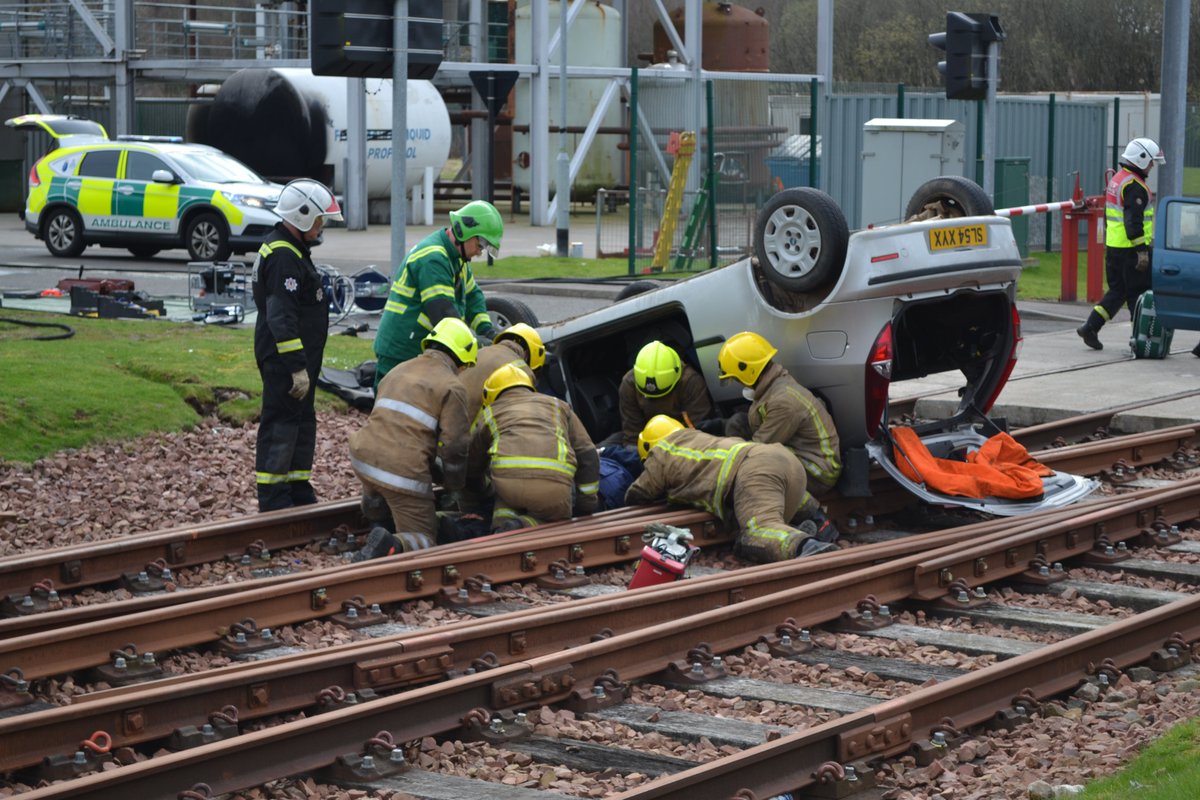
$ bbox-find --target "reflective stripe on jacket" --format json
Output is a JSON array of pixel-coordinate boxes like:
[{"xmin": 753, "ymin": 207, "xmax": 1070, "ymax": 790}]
[
  {"xmin": 349, "ymin": 348, "xmax": 471, "ymax": 497},
  {"xmin": 1105, "ymin": 168, "xmax": 1154, "ymax": 248},
  {"xmin": 470, "ymin": 388, "xmax": 600, "ymax": 496},
  {"xmin": 373, "ymin": 228, "xmax": 490, "ymax": 364},
  {"xmin": 624, "ymin": 429, "xmax": 752, "ymax": 519},
  {"xmin": 250, "ymin": 226, "xmax": 327, "ymax": 371},
  {"xmin": 749, "ymin": 363, "xmax": 842, "ymax": 486}
]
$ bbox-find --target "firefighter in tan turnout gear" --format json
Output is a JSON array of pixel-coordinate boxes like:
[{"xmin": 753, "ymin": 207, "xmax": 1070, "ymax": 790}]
[
  {"xmin": 614, "ymin": 340, "xmax": 718, "ymax": 447},
  {"xmin": 718, "ymin": 331, "xmax": 843, "ymax": 542},
  {"xmin": 469, "ymin": 363, "xmax": 601, "ymax": 533},
  {"xmin": 348, "ymin": 317, "xmax": 477, "ymax": 561},
  {"xmin": 624, "ymin": 416, "xmax": 839, "ymax": 563}
]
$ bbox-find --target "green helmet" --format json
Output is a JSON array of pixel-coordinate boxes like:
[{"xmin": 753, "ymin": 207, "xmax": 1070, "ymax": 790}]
[
  {"xmin": 449, "ymin": 200, "xmax": 504, "ymax": 253},
  {"xmin": 421, "ymin": 317, "xmax": 478, "ymax": 367},
  {"xmin": 633, "ymin": 340, "xmax": 682, "ymax": 398}
]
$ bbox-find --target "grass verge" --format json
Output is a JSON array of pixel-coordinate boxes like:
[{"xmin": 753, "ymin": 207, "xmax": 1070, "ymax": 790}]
[{"xmin": 1079, "ymin": 716, "xmax": 1200, "ymax": 799}]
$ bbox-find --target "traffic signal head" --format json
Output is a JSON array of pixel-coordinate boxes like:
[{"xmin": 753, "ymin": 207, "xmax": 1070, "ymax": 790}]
[{"xmin": 928, "ymin": 11, "xmax": 1004, "ymax": 101}]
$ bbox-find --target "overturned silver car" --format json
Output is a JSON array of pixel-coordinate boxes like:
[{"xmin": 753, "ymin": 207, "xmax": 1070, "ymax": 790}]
[{"xmin": 538, "ymin": 178, "xmax": 1096, "ymax": 516}]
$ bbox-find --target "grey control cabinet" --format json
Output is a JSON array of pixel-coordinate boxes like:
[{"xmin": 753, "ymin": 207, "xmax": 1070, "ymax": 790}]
[{"xmin": 861, "ymin": 119, "xmax": 965, "ymax": 227}]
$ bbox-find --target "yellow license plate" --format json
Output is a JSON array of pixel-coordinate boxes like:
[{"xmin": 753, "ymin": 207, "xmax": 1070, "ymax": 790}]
[{"xmin": 929, "ymin": 224, "xmax": 988, "ymax": 251}]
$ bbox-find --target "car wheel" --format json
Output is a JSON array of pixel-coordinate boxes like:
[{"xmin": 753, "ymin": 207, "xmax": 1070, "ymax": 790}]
[
  {"xmin": 903, "ymin": 176, "xmax": 994, "ymax": 221},
  {"xmin": 185, "ymin": 212, "xmax": 231, "ymax": 261},
  {"xmin": 754, "ymin": 188, "xmax": 849, "ymax": 293},
  {"xmin": 128, "ymin": 246, "xmax": 161, "ymax": 259},
  {"xmin": 43, "ymin": 207, "xmax": 86, "ymax": 257},
  {"xmin": 615, "ymin": 280, "xmax": 664, "ymax": 300},
  {"xmin": 486, "ymin": 295, "xmax": 540, "ymax": 330}
]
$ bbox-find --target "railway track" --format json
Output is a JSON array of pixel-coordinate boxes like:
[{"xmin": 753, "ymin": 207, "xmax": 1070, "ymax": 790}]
[
  {"xmin": 1, "ymin": 416, "xmax": 1198, "ymax": 798},
  {"xmin": 4, "ymin": 478, "xmax": 1198, "ymax": 798}
]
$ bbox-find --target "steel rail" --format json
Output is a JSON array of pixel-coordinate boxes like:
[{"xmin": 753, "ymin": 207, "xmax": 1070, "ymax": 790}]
[
  {"xmin": 6, "ymin": 480, "xmax": 1197, "ymax": 787},
  {"xmin": 12, "ymin": 479, "xmax": 1200, "ymax": 799},
  {"xmin": 1, "ymin": 498, "xmax": 1124, "ymax": 772}
]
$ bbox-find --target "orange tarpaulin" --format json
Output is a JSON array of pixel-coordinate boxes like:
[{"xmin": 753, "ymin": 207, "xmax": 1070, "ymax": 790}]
[{"xmin": 890, "ymin": 428, "xmax": 1051, "ymax": 500}]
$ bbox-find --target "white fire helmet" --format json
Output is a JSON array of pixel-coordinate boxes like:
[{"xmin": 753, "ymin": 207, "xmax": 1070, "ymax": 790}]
[
  {"xmin": 1120, "ymin": 138, "xmax": 1166, "ymax": 173},
  {"xmin": 275, "ymin": 179, "xmax": 343, "ymax": 232}
]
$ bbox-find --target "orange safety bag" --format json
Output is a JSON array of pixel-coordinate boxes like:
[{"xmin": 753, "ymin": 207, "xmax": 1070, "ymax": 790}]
[{"xmin": 890, "ymin": 427, "xmax": 1050, "ymax": 500}]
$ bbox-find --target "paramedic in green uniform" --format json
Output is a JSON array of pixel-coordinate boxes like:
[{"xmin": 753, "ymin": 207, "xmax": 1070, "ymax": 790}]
[{"xmin": 372, "ymin": 200, "xmax": 504, "ymax": 388}]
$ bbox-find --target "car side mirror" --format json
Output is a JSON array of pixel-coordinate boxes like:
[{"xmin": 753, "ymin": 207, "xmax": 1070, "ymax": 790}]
[{"xmin": 151, "ymin": 169, "xmax": 177, "ymax": 184}]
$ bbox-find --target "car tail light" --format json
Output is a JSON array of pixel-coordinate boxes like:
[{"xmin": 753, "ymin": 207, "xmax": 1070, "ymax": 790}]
[
  {"xmin": 865, "ymin": 321, "xmax": 894, "ymax": 439},
  {"xmin": 28, "ymin": 161, "xmax": 41, "ymax": 188},
  {"xmin": 980, "ymin": 304, "xmax": 1023, "ymax": 413}
]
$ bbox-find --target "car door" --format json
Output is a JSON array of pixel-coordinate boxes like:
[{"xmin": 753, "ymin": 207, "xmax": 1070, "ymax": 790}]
[
  {"xmin": 120, "ymin": 149, "xmax": 181, "ymax": 235},
  {"xmin": 73, "ymin": 148, "xmax": 121, "ymax": 231},
  {"xmin": 1151, "ymin": 196, "xmax": 1200, "ymax": 331}
]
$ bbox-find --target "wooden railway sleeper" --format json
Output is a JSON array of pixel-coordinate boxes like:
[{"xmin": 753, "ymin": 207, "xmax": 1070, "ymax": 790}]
[
  {"xmin": 326, "ymin": 730, "xmax": 410, "ymax": 782},
  {"xmin": 564, "ymin": 668, "xmax": 627, "ymax": 713},
  {"xmin": 34, "ymin": 729, "xmax": 113, "ymax": 782},
  {"xmin": 215, "ymin": 618, "xmax": 282, "ymax": 656},
  {"xmin": 461, "ymin": 706, "xmax": 535, "ymax": 744},
  {"xmin": 1, "ymin": 578, "xmax": 63, "ymax": 616},
  {"xmin": 90, "ymin": 643, "xmax": 164, "ymax": 686},
  {"xmin": 168, "ymin": 705, "xmax": 240, "ymax": 750},
  {"xmin": 330, "ymin": 595, "xmax": 387, "ymax": 629},
  {"xmin": 0, "ymin": 666, "xmax": 32, "ymax": 710},
  {"xmin": 837, "ymin": 594, "xmax": 898, "ymax": 629}
]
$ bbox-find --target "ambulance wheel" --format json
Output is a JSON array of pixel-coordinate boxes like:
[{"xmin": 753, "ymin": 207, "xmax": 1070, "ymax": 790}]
[
  {"xmin": 185, "ymin": 212, "xmax": 231, "ymax": 261},
  {"xmin": 486, "ymin": 296, "xmax": 539, "ymax": 329},
  {"xmin": 754, "ymin": 188, "xmax": 848, "ymax": 293},
  {"xmin": 43, "ymin": 207, "xmax": 86, "ymax": 258},
  {"xmin": 128, "ymin": 246, "xmax": 161, "ymax": 259},
  {"xmin": 903, "ymin": 176, "xmax": 994, "ymax": 221}
]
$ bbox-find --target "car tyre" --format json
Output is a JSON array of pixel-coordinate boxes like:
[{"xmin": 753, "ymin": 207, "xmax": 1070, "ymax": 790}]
[
  {"xmin": 615, "ymin": 280, "xmax": 664, "ymax": 300},
  {"xmin": 43, "ymin": 207, "xmax": 86, "ymax": 257},
  {"xmin": 185, "ymin": 212, "xmax": 232, "ymax": 261},
  {"xmin": 128, "ymin": 246, "xmax": 161, "ymax": 259},
  {"xmin": 754, "ymin": 188, "xmax": 849, "ymax": 293},
  {"xmin": 904, "ymin": 176, "xmax": 994, "ymax": 222},
  {"xmin": 486, "ymin": 295, "xmax": 540, "ymax": 330}
]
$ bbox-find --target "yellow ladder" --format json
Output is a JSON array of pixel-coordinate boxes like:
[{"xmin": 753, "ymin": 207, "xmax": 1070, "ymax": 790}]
[{"xmin": 652, "ymin": 131, "xmax": 696, "ymax": 271}]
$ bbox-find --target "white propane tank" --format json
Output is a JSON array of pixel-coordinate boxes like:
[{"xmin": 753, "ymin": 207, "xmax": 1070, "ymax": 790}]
[
  {"xmin": 271, "ymin": 69, "xmax": 451, "ymax": 199},
  {"xmin": 512, "ymin": 0, "xmax": 622, "ymax": 195}
]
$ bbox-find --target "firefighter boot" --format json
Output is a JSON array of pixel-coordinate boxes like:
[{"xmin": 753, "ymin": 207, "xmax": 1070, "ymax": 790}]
[
  {"xmin": 352, "ymin": 526, "xmax": 404, "ymax": 562},
  {"xmin": 799, "ymin": 537, "xmax": 840, "ymax": 557}
]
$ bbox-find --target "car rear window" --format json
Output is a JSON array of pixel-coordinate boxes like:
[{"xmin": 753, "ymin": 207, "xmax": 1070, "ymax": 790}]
[{"xmin": 78, "ymin": 149, "xmax": 119, "ymax": 179}]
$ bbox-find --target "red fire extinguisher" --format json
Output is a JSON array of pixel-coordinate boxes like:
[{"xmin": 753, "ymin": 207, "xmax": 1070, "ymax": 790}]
[{"xmin": 628, "ymin": 523, "xmax": 700, "ymax": 590}]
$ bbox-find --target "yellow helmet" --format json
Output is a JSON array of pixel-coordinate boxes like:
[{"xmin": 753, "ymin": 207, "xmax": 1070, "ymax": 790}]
[
  {"xmin": 421, "ymin": 317, "xmax": 478, "ymax": 367},
  {"xmin": 495, "ymin": 323, "xmax": 546, "ymax": 371},
  {"xmin": 633, "ymin": 340, "xmax": 682, "ymax": 398},
  {"xmin": 482, "ymin": 363, "xmax": 535, "ymax": 406},
  {"xmin": 638, "ymin": 414, "xmax": 685, "ymax": 460},
  {"xmin": 718, "ymin": 331, "xmax": 778, "ymax": 387}
]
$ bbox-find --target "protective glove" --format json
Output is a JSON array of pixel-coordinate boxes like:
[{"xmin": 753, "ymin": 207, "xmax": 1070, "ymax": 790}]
[
  {"xmin": 1135, "ymin": 249, "xmax": 1150, "ymax": 272},
  {"xmin": 475, "ymin": 332, "xmax": 495, "ymax": 351},
  {"xmin": 575, "ymin": 493, "xmax": 599, "ymax": 516},
  {"xmin": 289, "ymin": 369, "xmax": 310, "ymax": 400},
  {"xmin": 695, "ymin": 418, "xmax": 726, "ymax": 436}
]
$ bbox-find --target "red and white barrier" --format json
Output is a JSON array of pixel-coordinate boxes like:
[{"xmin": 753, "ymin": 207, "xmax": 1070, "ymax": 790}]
[{"xmin": 994, "ymin": 199, "xmax": 1078, "ymax": 217}]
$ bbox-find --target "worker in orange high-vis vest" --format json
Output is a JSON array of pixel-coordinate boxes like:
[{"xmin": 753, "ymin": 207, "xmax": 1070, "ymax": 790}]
[{"xmin": 1077, "ymin": 138, "xmax": 1165, "ymax": 351}]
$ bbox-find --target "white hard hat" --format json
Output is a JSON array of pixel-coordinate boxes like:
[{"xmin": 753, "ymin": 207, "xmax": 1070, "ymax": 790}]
[
  {"xmin": 1120, "ymin": 138, "xmax": 1166, "ymax": 172},
  {"xmin": 275, "ymin": 179, "xmax": 343, "ymax": 232}
]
